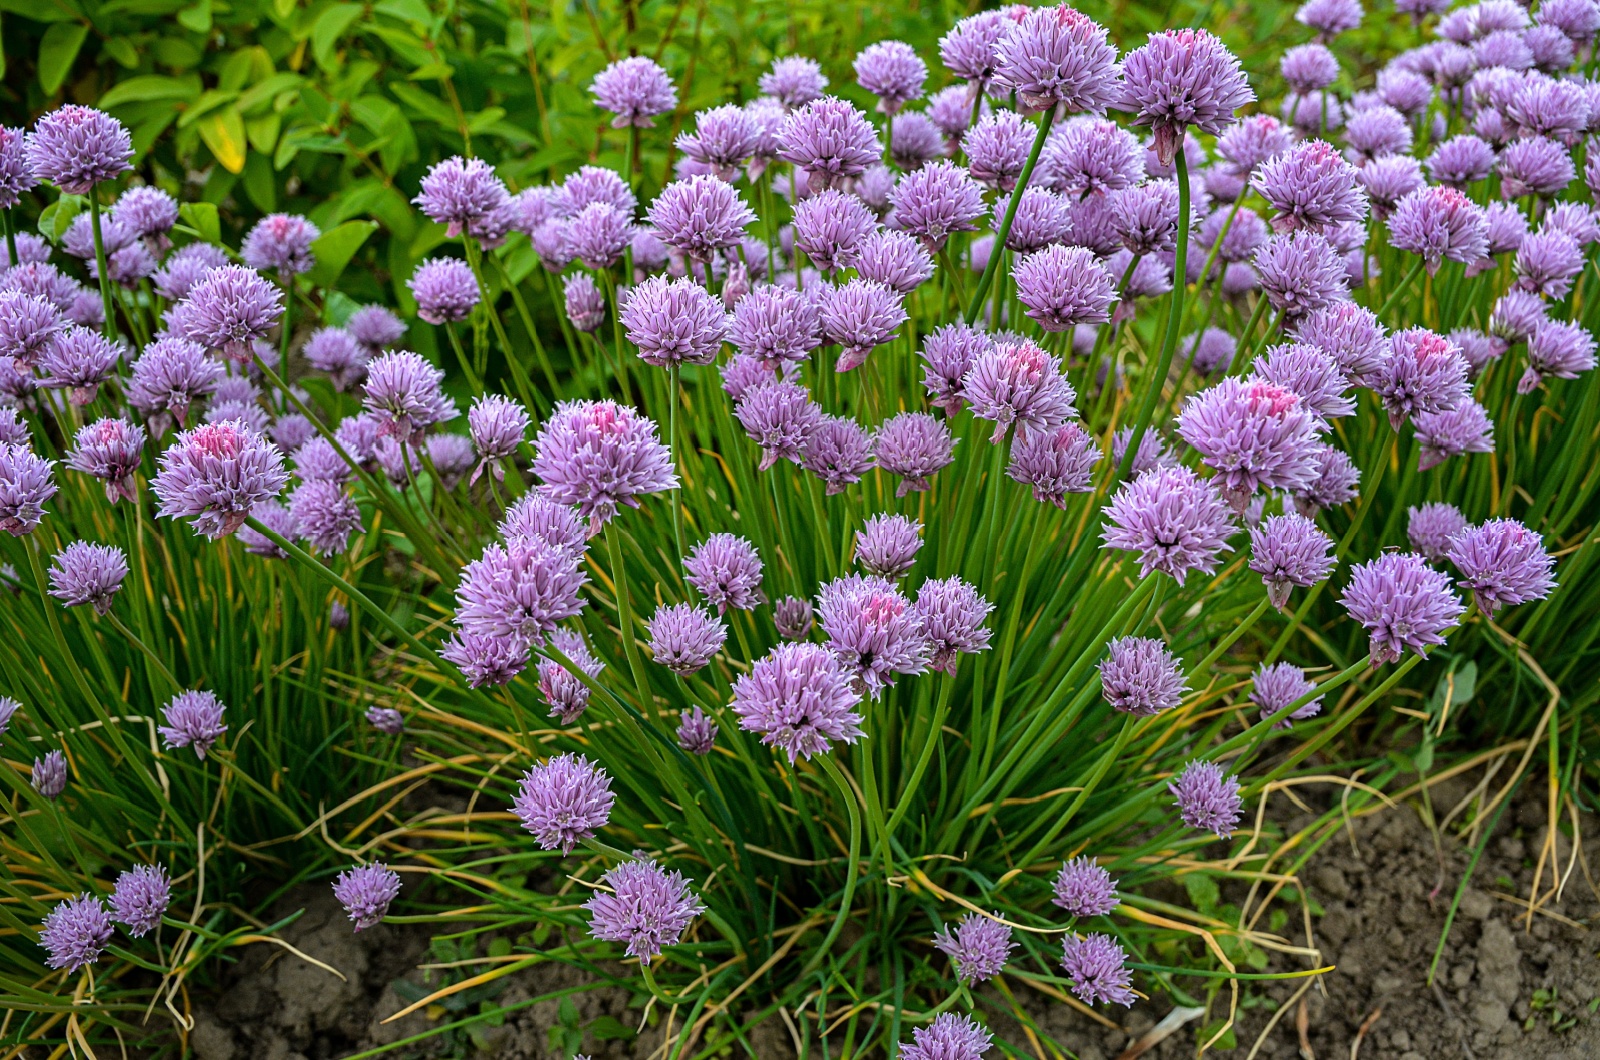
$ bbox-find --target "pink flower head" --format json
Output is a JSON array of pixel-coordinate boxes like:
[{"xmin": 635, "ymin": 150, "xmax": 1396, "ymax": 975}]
[
  {"xmin": 992, "ymin": 6, "xmax": 1122, "ymax": 114},
  {"xmin": 1177, "ymin": 378, "xmax": 1321, "ymax": 510},
  {"xmin": 533, "ymin": 400, "xmax": 677, "ymax": 533},
  {"xmin": 963, "ymin": 339, "xmax": 1077, "ymax": 443},
  {"xmin": 151, "ymin": 420, "xmax": 288, "ymax": 538},
  {"xmin": 1102, "ymin": 465, "xmax": 1236, "ymax": 581},
  {"xmin": 1121, "ymin": 29, "xmax": 1255, "ymax": 165}
]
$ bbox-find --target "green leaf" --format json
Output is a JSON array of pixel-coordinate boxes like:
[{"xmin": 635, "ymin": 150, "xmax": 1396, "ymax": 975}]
[
  {"xmin": 242, "ymin": 151, "xmax": 277, "ymax": 213},
  {"xmin": 374, "ymin": 0, "xmax": 432, "ymax": 24},
  {"xmin": 101, "ymin": 36, "xmax": 139, "ymax": 69},
  {"xmin": 99, "ymin": 74, "xmax": 201, "ymax": 109},
  {"xmin": 407, "ymin": 60, "xmax": 454, "ymax": 80},
  {"xmin": 37, "ymin": 195, "xmax": 86, "ymax": 243},
  {"xmin": 388, "ymin": 82, "xmax": 456, "ymax": 127},
  {"xmin": 312, "ymin": 3, "xmax": 363, "ymax": 70},
  {"xmin": 177, "ymin": 88, "xmax": 240, "ymax": 128},
  {"xmin": 0, "ymin": 0, "xmax": 77, "ymax": 22},
  {"xmin": 305, "ymin": 220, "xmax": 378, "ymax": 288},
  {"xmin": 176, "ymin": 0, "xmax": 211, "ymax": 33},
  {"xmin": 1183, "ymin": 872, "xmax": 1221, "ymax": 915},
  {"xmin": 37, "ymin": 21, "xmax": 89, "ymax": 95},
  {"xmin": 178, "ymin": 201, "xmax": 221, "ymax": 246},
  {"xmin": 246, "ymin": 113, "xmax": 281, "ymax": 154},
  {"xmin": 466, "ymin": 106, "xmax": 505, "ymax": 133},
  {"xmin": 588, "ymin": 1016, "xmax": 636, "ymax": 1042},
  {"xmin": 237, "ymin": 72, "xmax": 303, "ymax": 114},
  {"xmin": 196, "ymin": 108, "xmax": 248, "ymax": 173}
]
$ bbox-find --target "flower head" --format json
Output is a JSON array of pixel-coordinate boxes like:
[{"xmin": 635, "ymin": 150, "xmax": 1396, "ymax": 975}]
[
  {"xmin": 933, "ymin": 915, "xmax": 1016, "ymax": 985},
  {"xmin": 1099, "ymin": 636, "xmax": 1186, "ymax": 716},
  {"xmin": 818, "ymin": 279, "xmax": 907, "ymax": 371},
  {"xmin": 1358, "ymin": 156, "xmax": 1427, "ymax": 219},
  {"xmin": 127, "ymin": 336, "xmax": 222, "ymax": 427},
  {"xmin": 965, "ymin": 339, "xmax": 1077, "ymax": 444},
  {"xmin": 1290, "ymin": 302, "xmax": 1387, "ymax": 382},
  {"xmin": 1297, "ymin": 0, "xmax": 1364, "ymax": 38},
  {"xmin": 888, "ymin": 161, "xmax": 987, "ymax": 252},
  {"xmin": 1170, "ymin": 759, "xmax": 1243, "ymax": 837},
  {"xmin": 818, "ymin": 574, "xmax": 929, "ymax": 697},
  {"xmin": 287, "ymin": 480, "xmax": 362, "ymax": 555},
  {"xmin": 1252, "ymin": 662, "xmax": 1324, "ymax": 728},
  {"xmin": 761, "ymin": 56, "xmax": 829, "ymax": 107},
  {"xmin": 0, "ymin": 290, "xmax": 64, "ymax": 369},
  {"xmin": 466, "ymin": 394, "xmax": 529, "ymax": 484},
  {"xmin": 32, "ymin": 750, "xmax": 68, "ymax": 798},
  {"xmin": 1521, "ymin": 319, "xmax": 1597, "ymax": 392},
  {"xmin": 302, "ymin": 327, "xmax": 369, "ymax": 391},
  {"xmin": 920, "ymin": 323, "xmax": 990, "ymax": 416},
  {"xmin": 1253, "ymin": 232, "xmax": 1349, "ymax": 317},
  {"xmin": 1054, "ymin": 856, "xmax": 1120, "ymax": 917},
  {"xmin": 591, "ymin": 56, "xmax": 678, "ymax": 128},
  {"xmin": 1408, "ymin": 502, "xmax": 1469, "ymax": 561},
  {"xmin": 39, "ymin": 895, "xmax": 113, "ymax": 972},
  {"xmin": 158, "ymin": 690, "xmax": 228, "ymax": 759},
  {"xmin": 992, "ymin": 6, "xmax": 1122, "ymax": 114},
  {"xmin": 1252, "ymin": 342, "xmax": 1354, "ymax": 427},
  {"xmin": 585, "ymin": 857, "xmax": 703, "ymax": 964},
  {"xmin": 1389, "ymin": 186, "xmax": 1489, "ymax": 273},
  {"xmin": 873, "ymin": 412, "xmax": 955, "ymax": 495},
  {"xmin": 648, "ymin": 603, "xmax": 727, "ymax": 674},
  {"xmin": 793, "ymin": 189, "xmax": 878, "ymax": 273},
  {"xmin": 151, "ymin": 420, "xmax": 288, "ymax": 538},
  {"xmin": 1061, "ymin": 933, "xmax": 1136, "ymax": 1007},
  {"xmin": 0, "ymin": 126, "xmax": 37, "ymax": 208},
  {"xmin": 361, "ymin": 350, "xmax": 456, "ymax": 444},
  {"xmin": 177, "ymin": 265, "xmax": 283, "ymax": 362},
  {"xmin": 854, "ymin": 40, "xmax": 927, "ymax": 114},
  {"xmin": 1008, "ymin": 421, "xmax": 1098, "ymax": 507},
  {"xmin": 346, "ymin": 304, "xmax": 408, "ymax": 351},
  {"xmin": 241, "ymin": 213, "xmax": 320, "ymax": 275},
  {"xmin": 622, "ymin": 274, "xmax": 729, "ymax": 367},
  {"xmin": 38, "ymin": 325, "xmax": 119, "ymax": 404},
  {"xmin": 1252, "ymin": 140, "xmax": 1367, "ymax": 236},
  {"xmin": 533, "ymin": 628, "xmax": 604, "ymax": 722},
  {"xmin": 1446, "ymin": 518, "xmax": 1556, "ymax": 617},
  {"xmin": 684, "ymin": 533, "xmax": 764, "ymax": 613},
  {"xmin": 1102, "ymin": 465, "xmax": 1235, "ymax": 581},
  {"xmin": 1177, "ymin": 378, "xmax": 1321, "ymax": 510},
  {"xmin": 332, "ymin": 863, "xmax": 401, "ymax": 931},
  {"xmin": 1498, "ymin": 136, "xmax": 1575, "ymax": 198},
  {"xmin": 803, "ymin": 415, "xmax": 875, "ymax": 494},
  {"xmin": 1415, "ymin": 401, "xmax": 1495, "ymax": 469},
  {"xmin": 735, "ymin": 380, "xmax": 824, "ymax": 469},
  {"xmin": 1249, "ymin": 512, "xmax": 1336, "ymax": 610},
  {"xmin": 901, "ymin": 1014, "xmax": 994, "ymax": 1060},
  {"xmin": 110, "ymin": 864, "xmax": 171, "ymax": 937},
  {"xmin": 1043, "ymin": 117, "xmax": 1146, "ymax": 196},
  {"xmin": 25, "ymin": 106, "xmax": 131, "ymax": 194},
  {"xmin": 454, "ymin": 538, "xmax": 588, "ymax": 642},
  {"xmin": 442, "ymin": 629, "xmax": 528, "ymax": 688},
  {"xmin": 408, "ymin": 257, "xmax": 480, "ymax": 325},
  {"xmin": 0, "ymin": 443, "xmax": 56, "ymax": 536},
  {"xmin": 1121, "ymin": 29, "xmax": 1255, "ymax": 164},
  {"xmin": 1373, "ymin": 328, "xmax": 1471, "ymax": 430},
  {"xmin": 677, "ymin": 706, "xmax": 719, "ymax": 755},
  {"xmin": 1340, "ymin": 552, "xmax": 1465, "ymax": 664},
  {"xmin": 513, "ymin": 752, "xmax": 615, "ymax": 853},
  {"xmin": 47, "ymin": 541, "xmax": 127, "ymax": 615},
  {"xmin": 729, "ymin": 284, "xmax": 821, "ymax": 368},
  {"xmin": 533, "ymin": 401, "xmax": 678, "ymax": 531},
  {"xmin": 648, "ymin": 176, "xmax": 756, "ymax": 262},
  {"xmin": 365, "ymin": 705, "xmax": 403, "ymax": 734}
]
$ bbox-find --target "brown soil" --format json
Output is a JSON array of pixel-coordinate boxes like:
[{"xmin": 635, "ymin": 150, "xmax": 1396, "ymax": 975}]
[{"xmin": 181, "ymin": 775, "xmax": 1597, "ymax": 1060}]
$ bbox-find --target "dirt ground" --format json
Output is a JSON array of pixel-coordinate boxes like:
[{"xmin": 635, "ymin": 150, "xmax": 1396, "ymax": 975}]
[{"xmin": 181, "ymin": 775, "xmax": 1596, "ymax": 1060}]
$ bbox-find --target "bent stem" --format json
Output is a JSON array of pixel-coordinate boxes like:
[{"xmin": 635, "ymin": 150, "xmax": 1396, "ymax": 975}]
[
  {"xmin": 965, "ymin": 108, "xmax": 1057, "ymax": 324},
  {"xmin": 802, "ymin": 754, "xmax": 863, "ymax": 978}
]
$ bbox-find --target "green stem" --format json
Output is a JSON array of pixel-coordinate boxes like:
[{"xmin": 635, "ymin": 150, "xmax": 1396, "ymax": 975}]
[
  {"xmin": 964, "ymin": 108, "xmax": 1056, "ymax": 324},
  {"xmin": 2, "ymin": 208, "xmax": 18, "ymax": 270},
  {"xmin": 105, "ymin": 611, "xmax": 182, "ymax": 692},
  {"xmin": 605, "ymin": 520, "xmax": 655, "ymax": 718},
  {"xmin": 801, "ymin": 755, "xmax": 863, "ymax": 978},
  {"xmin": 1377, "ymin": 257, "xmax": 1426, "ymax": 319},
  {"xmin": 88, "ymin": 193, "xmax": 119, "ymax": 342}
]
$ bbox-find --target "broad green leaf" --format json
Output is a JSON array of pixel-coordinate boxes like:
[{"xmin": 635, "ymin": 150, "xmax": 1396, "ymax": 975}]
[
  {"xmin": 176, "ymin": 0, "xmax": 211, "ymax": 33},
  {"xmin": 177, "ymin": 88, "xmax": 240, "ymax": 128},
  {"xmin": 306, "ymin": 220, "xmax": 378, "ymax": 287},
  {"xmin": 0, "ymin": 0, "xmax": 77, "ymax": 22},
  {"xmin": 407, "ymin": 60, "xmax": 454, "ymax": 80},
  {"xmin": 37, "ymin": 21, "xmax": 89, "ymax": 95},
  {"xmin": 272, "ymin": 0, "xmax": 294, "ymax": 17},
  {"xmin": 37, "ymin": 195, "xmax": 86, "ymax": 243},
  {"xmin": 362, "ymin": 23, "xmax": 431, "ymax": 66},
  {"xmin": 246, "ymin": 113, "xmax": 281, "ymax": 154},
  {"xmin": 388, "ymin": 82, "xmax": 456, "ymax": 127},
  {"xmin": 196, "ymin": 108, "xmax": 247, "ymax": 173},
  {"xmin": 151, "ymin": 36, "xmax": 202, "ymax": 69},
  {"xmin": 242, "ymin": 152, "xmax": 276, "ymax": 213},
  {"xmin": 374, "ymin": 0, "xmax": 431, "ymax": 24},
  {"xmin": 130, "ymin": 111, "xmax": 179, "ymax": 158},
  {"xmin": 99, "ymin": 74, "xmax": 200, "ymax": 109},
  {"xmin": 466, "ymin": 107, "xmax": 506, "ymax": 133},
  {"xmin": 312, "ymin": 3, "xmax": 362, "ymax": 70},
  {"xmin": 237, "ymin": 72, "xmax": 303, "ymax": 113},
  {"xmin": 101, "ymin": 36, "xmax": 139, "ymax": 69},
  {"xmin": 178, "ymin": 201, "xmax": 221, "ymax": 245}
]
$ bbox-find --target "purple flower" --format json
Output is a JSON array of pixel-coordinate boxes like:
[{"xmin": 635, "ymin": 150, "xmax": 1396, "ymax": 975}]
[
  {"xmin": 151, "ymin": 244, "xmax": 226, "ymax": 303},
  {"xmin": 1365, "ymin": 157, "xmax": 1433, "ymax": 220},
  {"xmin": 47, "ymin": 541, "xmax": 127, "ymax": 615},
  {"xmin": 1253, "ymin": 140, "xmax": 1367, "ymax": 236},
  {"xmin": 287, "ymin": 480, "xmax": 361, "ymax": 555},
  {"xmin": 440, "ymin": 631, "xmax": 527, "ymax": 688},
  {"xmin": 513, "ymin": 752, "xmax": 615, "ymax": 853},
  {"xmin": 408, "ymin": 257, "xmax": 480, "ymax": 325},
  {"xmin": 1121, "ymin": 29, "xmax": 1255, "ymax": 165},
  {"xmin": 940, "ymin": 11, "xmax": 1016, "ymax": 84},
  {"xmin": 1014, "ymin": 245, "xmax": 1117, "ymax": 334},
  {"xmin": 778, "ymin": 97, "xmax": 882, "ymax": 194},
  {"xmin": 676, "ymin": 706, "xmax": 718, "ymax": 755},
  {"xmin": 1170, "ymin": 759, "xmax": 1243, "ymax": 837},
  {"xmin": 621, "ymin": 274, "xmax": 729, "ymax": 368},
  {"xmin": 126, "ymin": 338, "xmax": 221, "ymax": 428},
  {"xmin": 729, "ymin": 284, "xmax": 821, "ymax": 369},
  {"xmin": 175, "ymin": 267, "xmax": 280, "ymax": 366},
  {"xmin": 684, "ymin": 533, "xmax": 764, "ymax": 613},
  {"xmin": 795, "ymin": 416, "xmax": 872, "ymax": 496},
  {"xmin": 1180, "ymin": 327, "xmax": 1235, "ymax": 377},
  {"xmin": 996, "ymin": 187, "xmax": 1072, "ymax": 254},
  {"xmin": 1042, "ymin": 117, "xmax": 1145, "ymax": 196},
  {"xmin": 1416, "ymin": 401, "xmax": 1495, "ymax": 469},
  {"xmin": 564, "ymin": 203, "xmax": 632, "ymax": 271},
  {"xmin": 535, "ymin": 629, "xmax": 604, "ymax": 721},
  {"xmin": 3, "ymin": 232, "xmax": 53, "ymax": 267},
  {"xmin": 1007, "ymin": 420, "xmax": 1098, "ymax": 507},
  {"xmin": 158, "ymin": 690, "xmax": 228, "ymax": 759},
  {"xmin": 31, "ymin": 749, "xmax": 68, "ymax": 798},
  {"xmin": 1214, "ymin": 115, "xmax": 1291, "ymax": 178},
  {"xmin": 965, "ymin": 111, "xmax": 1035, "ymax": 192},
  {"xmin": 767, "ymin": 598, "xmax": 814, "ymax": 643},
  {"xmin": 238, "ymin": 501, "xmax": 296, "ymax": 558},
  {"xmin": 0, "ymin": 409, "xmax": 27, "ymax": 448},
  {"xmin": 932, "ymin": 915, "xmax": 1016, "ymax": 985},
  {"xmin": 151, "ymin": 420, "xmax": 288, "ymax": 538},
  {"xmin": 761, "ymin": 56, "xmax": 828, "ymax": 107},
  {"xmin": 993, "ymin": 6, "xmax": 1121, "ymax": 114},
  {"xmin": 676, "ymin": 104, "xmax": 760, "ymax": 177},
  {"xmin": 591, "ymin": 56, "xmax": 677, "ymax": 128},
  {"xmin": 560, "ymin": 273, "xmax": 606, "ymax": 333},
  {"xmin": 332, "ymin": 863, "xmax": 401, "ymax": 931},
  {"xmin": 1108, "ymin": 181, "xmax": 1183, "ymax": 257},
  {"xmin": 920, "ymin": 322, "xmax": 989, "ymax": 415},
  {"xmin": 1290, "ymin": 302, "xmax": 1388, "ymax": 382},
  {"xmin": 648, "ymin": 603, "xmax": 727, "ymax": 674},
  {"xmin": 1408, "ymin": 502, "xmax": 1469, "ymax": 561},
  {"xmin": 888, "ymin": 160, "xmax": 986, "ymax": 252},
  {"xmin": 1054, "ymin": 856, "xmax": 1119, "ymax": 917},
  {"xmin": 0, "ymin": 434, "xmax": 53, "ymax": 512},
  {"xmin": 901, "ymin": 1014, "xmax": 993, "ymax": 1060},
  {"xmin": 585, "ymin": 857, "xmax": 703, "ymax": 964},
  {"xmin": 533, "ymin": 400, "xmax": 677, "ymax": 531},
  {"xmin": 111, "ymin": 864, "xmax": 171, "ymax": 937},
  {"xmin": 647, "ymin": 176, "xmax": 755, "ymax": 263},
  {"xmin": 1447, "ymin": 518, "xmax": 1556, "ymax": 617},
  {"xmin": 1389, "ymin": 186, "xmax": 1489, "ymax": 274},
  {"xmin": 1498, "ymin": 136, "xmax": 1575, "ymax": 198},
  {"xmin": 1515, "ymin": 229, "xmax": 1586, "ymax": 298},
  {"xmin": 1541, "ymin": 203, "xmax": 1600, "ymax": 247},
  {"xmin": 347, "ymin": 304, "xmax": 408, "ymax": 351},
  {"xmin": 875, "ymin": 411, "xmax": 956, "ymax": 495},
  {"xmin": 735, "ymin": 380, "xmax": 823, "ymax": 469},
  {"xmin": 366, "ymin": 705, "xmax": 403, "ymax": 734},
  {"xmin": 1249, "ymin": 512, "xmax": 1336, "ymax": 610},
  {"xmin": 854, "ymin": 513, "xmax": 922, "ymax": 579},
  {"xmin": 39, "ymin": 895, "xmax": 113, "ymax": 972},
  {"xmin": 1099, "ymin": 635, "xmax": 1186, "ymax": 716},
  {"xmin": 303, "ymin": 327, "xmax": 369, "ymax": 391},
  {"xmin": 1295, "ymin": 442, "xmax": 1360, "ymax": 515},
  {"xmin": 1102, "ymin": 465, "xmax": 1235, "ymax": 581},
  {"xmin": 1297, "ymin": 0, "xmax": 1364, "ymax": 37},
  {"xmin": 1521, "ymin": 319, "xmax": 1597, "ymax": 392},
  {"xmin": 467, "ymin": 394, "xmax": 529, "ymax": 484},
  {"xmin": 912, "ymin": 577, "xmax": 993, "ymax": 676},
  {"xmin": 818, "ymin": 279, "xmax": 907, "ymax": 371},
  {"xmin": 793, "ymin": 189, "xmax": 877, "ymax": 273},
  {"xmin": 113, "ymin": 186, "xmax": 177, "ymax": 246},
  {"xmin": 0, "ymin": 125, "xmax": 36, "ymax": 208},
  {"xmin": 413, "ymin": 156, "xmax": 512, "ymax": 243},
  {"xmin": 0, "ymin": 290, "xmax": 64, "ymax": 369},
  {"xmin": 853, "ymin": 230, "xmax": 936, "ymax": 294},
  {"xmin": 1252, "ymin": 662, "xmax": 1323, "ymax": 728},
  {"xmin": 927, "ymin": 85, "xmax": 979, "ymax": 138},
  {"xmin": 454, "ymin": 537, "xmax": 588, "ymax": 642},
  {"xmin": 1061, "ymin": 933, "xmax": 1136, "ymax": 1007},
  {"xmin": 720, "ymin": 353, "xmax": 777, "ymax": 402},
  {"xmin": 1252, "ymin": 342, "xmax": 1354, "ymax": 426},
  {"xmin": 964, "ymin": 338, "xmax": 1077, "ymax": 443},
  {"xmin": 25, "ymin": 106, "xmax": 131, "ymax": 194},
  {"xmin": 1282, "ymin": 43, "xmax": 1339, "ymax": 93},
  {"xmin": 854, "ymin": 40, "xmax": 927, "ymax": 114},
  {"xmin": 38, "ymin": 325, "xmax": 118, "ymax": 404},
  {"xmin": 1373, "ymin": 328, "xmax": 1471, "ymax": 430},
  {"xmin": 1254, "ymin": 232, "xmax": 1349, "ymax": 317},
  {"xmin": 1344, "ymin": 104, "xmax": 1412, "ymax": 162},
  {"xmin": 818, "ymin": 574, "xmax": 930, "ymax": 697},
  {"xmin": 1112, "ymin": 426, "xmax": 1176, "ymax": 475},
  {"xmin": 1340, "ymin": 552, "xmax": 1465, "ymax": 664},
  {"xmin": 499, "ymin": 495, "xmax": 588, "ymax": 557},
  {"xmin": 1427, "ymin": 135, "xmax": 1497, "ymax": 190},
  {"xmin": 1177, "ymin": 378, "xmax": 1320, "ymax": 510},
  {"xmin": 1491, "ymin": 288, "xmax": 1549, "ymax": 345},
  {"xmin": 241, "ymin": 213, "xmax": 320, "ymax": 276},
  {"xmin": 362, "ymin": 350, "xmax": 456, "ymax": 443}
]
